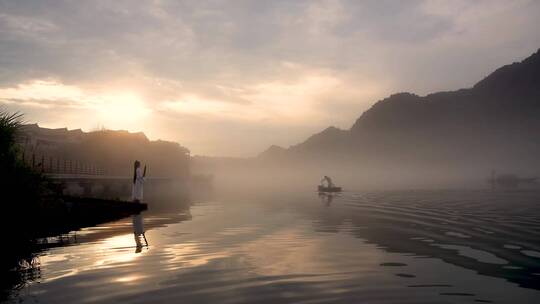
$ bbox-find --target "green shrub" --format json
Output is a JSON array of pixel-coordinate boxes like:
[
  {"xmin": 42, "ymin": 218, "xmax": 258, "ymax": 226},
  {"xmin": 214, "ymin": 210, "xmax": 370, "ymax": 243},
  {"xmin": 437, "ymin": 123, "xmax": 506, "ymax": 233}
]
[{"xmin": 0, "ymin": 110, "xmax": 44, "ymax": 234}]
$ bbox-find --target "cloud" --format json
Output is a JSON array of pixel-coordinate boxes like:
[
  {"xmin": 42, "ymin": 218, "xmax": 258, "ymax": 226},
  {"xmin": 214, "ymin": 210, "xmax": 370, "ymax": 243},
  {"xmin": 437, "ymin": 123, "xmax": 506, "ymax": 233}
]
[{"xmin": 0, "ymin": 0, "xmax": 539, "ymax": 156}]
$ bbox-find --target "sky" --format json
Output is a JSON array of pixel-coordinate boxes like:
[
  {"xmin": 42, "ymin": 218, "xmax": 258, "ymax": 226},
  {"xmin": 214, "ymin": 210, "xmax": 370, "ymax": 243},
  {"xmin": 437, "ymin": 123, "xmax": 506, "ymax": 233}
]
[{"xmin": 1, "ymin": 0, "xmax": 539, "ymax": 157}]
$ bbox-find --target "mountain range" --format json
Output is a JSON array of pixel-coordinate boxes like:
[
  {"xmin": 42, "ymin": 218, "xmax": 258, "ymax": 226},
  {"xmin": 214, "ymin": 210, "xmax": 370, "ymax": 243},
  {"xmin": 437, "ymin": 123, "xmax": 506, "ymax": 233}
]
[{"xmin": 259, "ymin": 49, "xmax": 540, "ymax": 175}]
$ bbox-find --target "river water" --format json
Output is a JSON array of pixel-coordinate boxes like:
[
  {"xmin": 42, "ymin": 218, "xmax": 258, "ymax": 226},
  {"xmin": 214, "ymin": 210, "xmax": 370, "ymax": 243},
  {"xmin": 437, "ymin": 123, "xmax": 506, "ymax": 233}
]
[{"xmin": 4, "ymin": 189, "xmax": 540, "ymax": 303}]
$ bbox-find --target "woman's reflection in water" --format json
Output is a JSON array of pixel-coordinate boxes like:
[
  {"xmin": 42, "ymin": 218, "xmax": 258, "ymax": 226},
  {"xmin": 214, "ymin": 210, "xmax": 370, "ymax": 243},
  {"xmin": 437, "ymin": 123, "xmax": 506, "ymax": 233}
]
[{"xmin": 132, "ymin": 213, "xmax": 148, "ymax": 253}]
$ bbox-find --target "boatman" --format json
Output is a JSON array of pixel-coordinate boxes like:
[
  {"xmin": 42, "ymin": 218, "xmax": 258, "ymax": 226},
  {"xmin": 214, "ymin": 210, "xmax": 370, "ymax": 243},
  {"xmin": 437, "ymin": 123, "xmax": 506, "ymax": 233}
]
[{"xmin": 320, "ymin": 175, "xmax": 334, "ymax": 188}]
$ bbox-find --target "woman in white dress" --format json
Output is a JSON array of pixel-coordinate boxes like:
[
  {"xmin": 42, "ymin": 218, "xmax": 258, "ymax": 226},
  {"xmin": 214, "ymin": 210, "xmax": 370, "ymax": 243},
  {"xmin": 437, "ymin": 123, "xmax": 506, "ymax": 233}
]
[{"xmin": 132, "ymin": 160, "xmax": 145, "ymax": 203}]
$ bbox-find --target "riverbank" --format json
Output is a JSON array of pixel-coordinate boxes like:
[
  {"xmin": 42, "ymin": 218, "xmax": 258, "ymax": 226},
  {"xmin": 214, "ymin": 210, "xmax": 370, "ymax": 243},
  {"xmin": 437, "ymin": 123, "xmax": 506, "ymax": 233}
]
[
  {"xmin": 4, "ymin": 195, "xmax": 147, "ymax": 242},
  {"xmin": 35, "ymin": 196, "xmax": 148, "ymax": 237}
]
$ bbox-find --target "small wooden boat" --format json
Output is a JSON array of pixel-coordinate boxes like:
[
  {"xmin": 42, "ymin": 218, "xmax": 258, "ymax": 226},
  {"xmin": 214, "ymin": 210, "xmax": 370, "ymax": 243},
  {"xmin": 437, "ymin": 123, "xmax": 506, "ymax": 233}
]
[{"xmin": 318, "ymin": 185, "xmax": 342, "ymax": 193}]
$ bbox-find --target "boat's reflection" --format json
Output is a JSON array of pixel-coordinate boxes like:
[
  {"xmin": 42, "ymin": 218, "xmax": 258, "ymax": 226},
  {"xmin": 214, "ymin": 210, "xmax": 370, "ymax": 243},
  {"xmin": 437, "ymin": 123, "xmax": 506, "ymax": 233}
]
[{"xmin": 318, "ymin": 192, "xmax": 336, "ymax": 207}]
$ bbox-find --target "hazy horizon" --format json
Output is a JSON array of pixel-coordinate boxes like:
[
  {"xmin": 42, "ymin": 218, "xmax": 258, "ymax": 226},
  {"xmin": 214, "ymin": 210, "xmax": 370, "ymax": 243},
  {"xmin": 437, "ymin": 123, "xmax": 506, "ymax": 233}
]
[{"xmin": 1, "ymin": 0, "xmax": 540, "ymax": 157}]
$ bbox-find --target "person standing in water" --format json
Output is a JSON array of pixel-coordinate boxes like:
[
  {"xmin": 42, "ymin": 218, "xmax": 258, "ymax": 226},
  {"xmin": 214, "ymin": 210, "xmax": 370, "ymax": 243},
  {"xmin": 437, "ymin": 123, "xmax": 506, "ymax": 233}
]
[{"xmin": 132, "ymin": 160, "xmax": 146, "ymax": 203}]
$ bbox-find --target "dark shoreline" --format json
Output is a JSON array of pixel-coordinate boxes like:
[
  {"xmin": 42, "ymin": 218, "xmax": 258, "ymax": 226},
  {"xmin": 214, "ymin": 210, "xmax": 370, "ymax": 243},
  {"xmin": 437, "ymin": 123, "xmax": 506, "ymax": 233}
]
[
  {"xmin": 5, "ymin": 195, "xmax": 148, "ymax": 242},
  {"xmin": 33, "ymin": 196, "xmax": 148, "ymax": 238}
]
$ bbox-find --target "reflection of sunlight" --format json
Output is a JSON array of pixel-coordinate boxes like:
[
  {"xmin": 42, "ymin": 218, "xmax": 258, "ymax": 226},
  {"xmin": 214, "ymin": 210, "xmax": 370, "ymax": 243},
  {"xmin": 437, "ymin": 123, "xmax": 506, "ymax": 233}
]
[
  {"xmin": 235, "ymin": 226, "xmax": 381, "ymax": 279},
  {"xmin": 160, "ymin": 220, "xmax": 381, "ymax": 280},
  {"xmin": 95, "ymin": 234, "xmax": 142, "ymax": 265},
  {"xmin": 101, "ymin": 233, "xmax": 137, "ymax": 249},
  {"xmin": 163, "ymin": 242, "xmax": 227, "ymax": 270},
  {"xmin": 240, "ymin": 227, "xmax": 326, "ymax": 276},
  {"xmin": 39, "ymin": 233, "xmax": 145, "ymax": 283},
  {"xmin": 38, "ymin": 252, "xmax": 81, "ymax": 282},
  {"xmin": 218, "ymin": 226, "xmax": 261, "ymax": 236},
  {"xmin": 114, "ymin": 274, "xmax": 147, "ymax": 284}
]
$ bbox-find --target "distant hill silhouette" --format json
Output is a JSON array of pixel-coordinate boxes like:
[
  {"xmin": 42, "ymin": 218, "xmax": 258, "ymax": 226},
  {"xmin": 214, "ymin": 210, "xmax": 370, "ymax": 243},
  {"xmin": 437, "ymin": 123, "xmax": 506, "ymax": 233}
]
[
  {"xmin": 18, "ymin": 125, "xmax": 190, "ymax": 177},
  {"xmin": 258, "ymin": 145, "xmax": 287, "ymax": 159},
  {"xmin": 261, "ymin": 49, "xmax": 540, "ymax": 174}
]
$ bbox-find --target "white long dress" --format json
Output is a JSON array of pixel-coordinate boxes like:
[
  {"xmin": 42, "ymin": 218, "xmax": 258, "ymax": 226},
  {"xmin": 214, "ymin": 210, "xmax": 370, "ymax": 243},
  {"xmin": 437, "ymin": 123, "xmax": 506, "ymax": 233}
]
[{"xmin": 132, "ymin": 167, "xmax": 144, "ymax": 202}]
